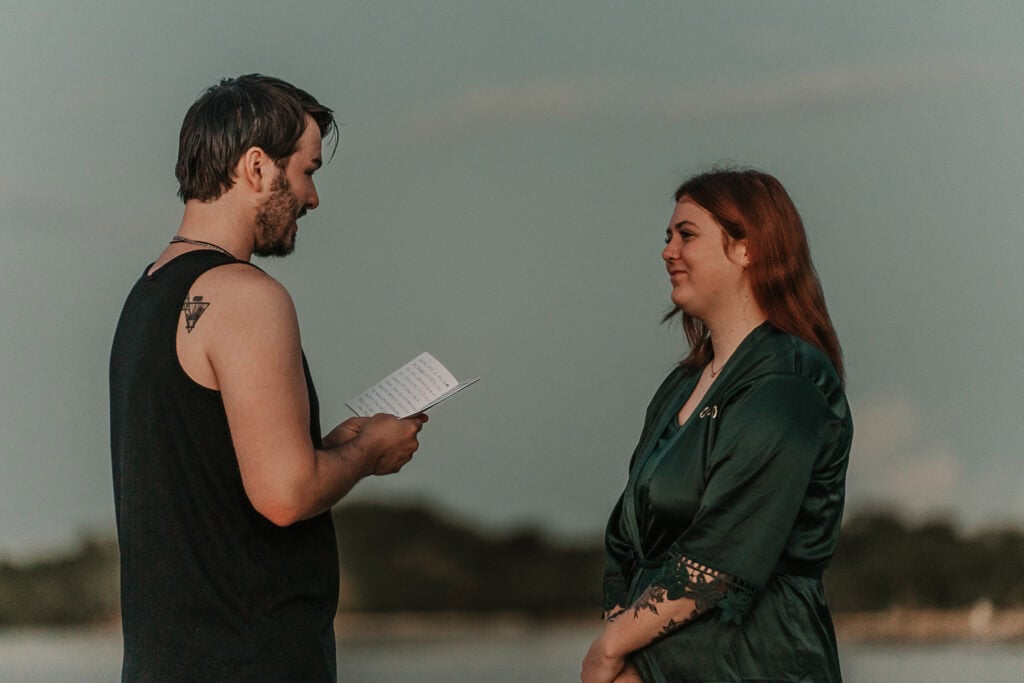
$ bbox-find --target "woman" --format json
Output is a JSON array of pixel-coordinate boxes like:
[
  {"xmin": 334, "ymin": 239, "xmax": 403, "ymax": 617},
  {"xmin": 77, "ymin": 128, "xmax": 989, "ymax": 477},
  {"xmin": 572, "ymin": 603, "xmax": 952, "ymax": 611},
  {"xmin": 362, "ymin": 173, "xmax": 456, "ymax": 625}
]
[{"xmin": 582, "ymin": 169, "xmax": 851, "ymax": 682}]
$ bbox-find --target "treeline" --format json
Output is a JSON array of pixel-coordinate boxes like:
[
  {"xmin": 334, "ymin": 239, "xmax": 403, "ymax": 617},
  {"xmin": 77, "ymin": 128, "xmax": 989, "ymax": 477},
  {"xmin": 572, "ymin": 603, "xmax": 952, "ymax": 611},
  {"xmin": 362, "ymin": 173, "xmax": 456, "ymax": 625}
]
[
  {"xmin": 3, "ymin": 504, "xmax": 1024, "ymax": 627},
  {"xmin": 825, "ymin": 511, "xmax": 1024, "ymax": 611},
  {"xmin": 334, "ymin": 502, "xmax": 603, "ymax": 614},
  {"xmin": 0, "ymin": 501, "xmax": 604, "ymax": 627},
  {"xmin": 0, "ymin": 536, "xmax": 119, "ymax": 626}
]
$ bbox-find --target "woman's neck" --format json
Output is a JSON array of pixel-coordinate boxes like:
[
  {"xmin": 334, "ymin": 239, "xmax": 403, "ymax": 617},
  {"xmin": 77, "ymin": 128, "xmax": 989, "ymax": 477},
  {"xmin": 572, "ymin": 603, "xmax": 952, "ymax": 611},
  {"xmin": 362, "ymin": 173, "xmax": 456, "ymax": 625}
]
[{"xmin": 705, "ymin": 296, "xmax": 768, "ymax": 368}]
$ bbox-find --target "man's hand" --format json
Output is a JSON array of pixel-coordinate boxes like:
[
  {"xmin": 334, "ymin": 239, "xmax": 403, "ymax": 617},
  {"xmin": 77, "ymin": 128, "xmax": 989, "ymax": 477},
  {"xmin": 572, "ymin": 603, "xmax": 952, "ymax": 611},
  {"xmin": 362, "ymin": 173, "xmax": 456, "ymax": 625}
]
[
  {"xmin": 353, "ymin": 413, "xmax": 428, "ymax": 475},
  {"xmin": 322, "ymin": 417, "xmax": 369, "ymax": 449}
]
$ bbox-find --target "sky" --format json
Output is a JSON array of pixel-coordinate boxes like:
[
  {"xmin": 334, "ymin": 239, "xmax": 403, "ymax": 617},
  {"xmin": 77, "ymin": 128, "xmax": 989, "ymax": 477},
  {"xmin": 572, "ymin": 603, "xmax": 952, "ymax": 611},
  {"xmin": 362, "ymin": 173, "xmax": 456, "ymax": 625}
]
[{"xmin": 2, "ymin": 1, "xmax": 1023, "ymax": 557}]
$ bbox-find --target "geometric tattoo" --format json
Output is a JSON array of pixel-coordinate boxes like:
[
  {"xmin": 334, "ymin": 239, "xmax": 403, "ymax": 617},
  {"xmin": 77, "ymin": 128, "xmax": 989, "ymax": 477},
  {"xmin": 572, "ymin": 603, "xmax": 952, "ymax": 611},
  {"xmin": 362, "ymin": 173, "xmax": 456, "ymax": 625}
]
[{"xmin": 181, "ymin": 295, "xmax": 209, "ymax": 333}]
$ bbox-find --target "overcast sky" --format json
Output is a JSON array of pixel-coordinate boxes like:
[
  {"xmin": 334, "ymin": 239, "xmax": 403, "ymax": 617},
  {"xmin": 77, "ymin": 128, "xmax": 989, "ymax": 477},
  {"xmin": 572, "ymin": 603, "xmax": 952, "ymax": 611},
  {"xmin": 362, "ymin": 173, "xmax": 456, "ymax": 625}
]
[{"xmin": 2, "ymin": 1, "xmax": 1022, "ymax": 557}]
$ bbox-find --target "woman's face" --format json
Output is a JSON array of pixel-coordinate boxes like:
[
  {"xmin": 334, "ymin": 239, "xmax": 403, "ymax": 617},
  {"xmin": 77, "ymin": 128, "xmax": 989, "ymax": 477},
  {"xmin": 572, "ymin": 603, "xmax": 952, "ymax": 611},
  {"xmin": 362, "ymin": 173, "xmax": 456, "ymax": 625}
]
[{"xmin": 661, "ymin": 198, "xmax": 749, "ymax": 319}]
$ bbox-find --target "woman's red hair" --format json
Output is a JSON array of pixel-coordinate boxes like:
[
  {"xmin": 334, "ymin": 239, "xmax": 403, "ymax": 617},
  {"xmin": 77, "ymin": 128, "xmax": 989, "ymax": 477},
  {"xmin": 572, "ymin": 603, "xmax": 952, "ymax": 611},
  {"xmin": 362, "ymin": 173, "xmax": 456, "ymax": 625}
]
[{"xmin": 667, "ymin": 168, "xmax": 844, "ymax": 380}]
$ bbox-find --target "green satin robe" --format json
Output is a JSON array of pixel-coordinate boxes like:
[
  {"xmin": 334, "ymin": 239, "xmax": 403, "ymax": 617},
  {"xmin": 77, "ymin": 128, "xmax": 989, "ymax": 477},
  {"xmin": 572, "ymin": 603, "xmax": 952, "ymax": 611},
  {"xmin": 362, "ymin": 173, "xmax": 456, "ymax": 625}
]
[{"xmin": 603, "ymin": 322, "xmax": 852, "ymax": 682}]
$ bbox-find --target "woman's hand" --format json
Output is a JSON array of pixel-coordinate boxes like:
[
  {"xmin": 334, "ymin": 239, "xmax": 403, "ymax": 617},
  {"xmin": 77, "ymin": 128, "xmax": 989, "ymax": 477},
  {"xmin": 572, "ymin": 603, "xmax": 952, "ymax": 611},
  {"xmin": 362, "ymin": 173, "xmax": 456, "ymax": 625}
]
[{"xmin": 581, "ymin": 633, "xmax": 625, "ymax": 683}]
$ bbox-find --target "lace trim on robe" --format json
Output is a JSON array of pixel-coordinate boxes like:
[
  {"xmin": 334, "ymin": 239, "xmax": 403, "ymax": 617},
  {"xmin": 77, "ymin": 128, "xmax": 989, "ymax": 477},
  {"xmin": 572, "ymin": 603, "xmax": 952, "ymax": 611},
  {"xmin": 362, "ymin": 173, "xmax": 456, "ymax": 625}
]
[
  {"xmin": 602, "ymin": 570, "xmax": 629, "ymax": 614},
  {"xmin": 649, "ymin": 549, "xmax": 758, "ymax": 626}
]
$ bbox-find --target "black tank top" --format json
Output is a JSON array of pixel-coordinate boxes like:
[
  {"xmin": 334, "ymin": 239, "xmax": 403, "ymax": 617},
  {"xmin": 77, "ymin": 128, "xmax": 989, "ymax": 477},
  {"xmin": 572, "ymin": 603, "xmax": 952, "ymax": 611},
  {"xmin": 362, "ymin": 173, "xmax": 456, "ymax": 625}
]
[{"xmin": 110, "ymin": 250, "xmax": 338, "ymax": 682}]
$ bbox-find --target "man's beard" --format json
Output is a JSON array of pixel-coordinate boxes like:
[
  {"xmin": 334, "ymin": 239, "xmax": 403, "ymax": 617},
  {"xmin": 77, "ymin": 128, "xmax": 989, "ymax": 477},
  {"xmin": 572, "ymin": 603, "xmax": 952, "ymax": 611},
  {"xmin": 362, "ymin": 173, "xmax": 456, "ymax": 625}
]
[{"xmin": 254, "ymin": 173, "xmax": 302, "ymax": 257}]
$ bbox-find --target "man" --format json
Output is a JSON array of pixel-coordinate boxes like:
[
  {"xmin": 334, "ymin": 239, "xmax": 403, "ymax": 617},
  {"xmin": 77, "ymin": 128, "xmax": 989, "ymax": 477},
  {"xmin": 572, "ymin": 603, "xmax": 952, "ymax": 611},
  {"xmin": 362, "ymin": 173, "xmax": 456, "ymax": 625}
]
[{"xmin": 109, "ymin": 74, "xmax": 426, "ymax": 681}]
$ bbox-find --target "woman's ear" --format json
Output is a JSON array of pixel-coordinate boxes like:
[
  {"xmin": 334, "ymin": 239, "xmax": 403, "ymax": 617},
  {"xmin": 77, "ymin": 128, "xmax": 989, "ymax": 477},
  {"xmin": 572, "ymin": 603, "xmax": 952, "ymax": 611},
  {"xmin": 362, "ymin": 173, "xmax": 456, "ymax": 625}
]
[{"xmin": 731, "ymin": 239, "xmax": 751, "ymax": 268}]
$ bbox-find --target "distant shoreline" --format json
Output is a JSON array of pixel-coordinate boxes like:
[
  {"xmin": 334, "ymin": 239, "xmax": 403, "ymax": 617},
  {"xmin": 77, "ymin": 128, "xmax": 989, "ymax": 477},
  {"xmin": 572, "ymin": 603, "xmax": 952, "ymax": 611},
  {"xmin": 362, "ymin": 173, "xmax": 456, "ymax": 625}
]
[
  {"xmin": 333, "ymin": 610, "xmax": 601, "ymax": 644},
  {"xmin": 6, "ymin": 608, "xmax": 1024, "ymax": 645},
  {"xmin": 834, "ymin": 605, "xmax": 1024, "ymax": 643},
  {"xmin": 332, "ymin": 605, "xmax": 1024, "ymax": 644}
]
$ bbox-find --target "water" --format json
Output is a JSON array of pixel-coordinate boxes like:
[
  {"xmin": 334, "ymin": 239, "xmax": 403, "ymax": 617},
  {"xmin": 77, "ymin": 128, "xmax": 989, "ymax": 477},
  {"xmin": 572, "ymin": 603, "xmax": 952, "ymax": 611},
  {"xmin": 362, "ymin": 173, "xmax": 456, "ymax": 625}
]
[{"xmin": 2, "ymin": 627, "xmax": 1022, "ymax": 682}]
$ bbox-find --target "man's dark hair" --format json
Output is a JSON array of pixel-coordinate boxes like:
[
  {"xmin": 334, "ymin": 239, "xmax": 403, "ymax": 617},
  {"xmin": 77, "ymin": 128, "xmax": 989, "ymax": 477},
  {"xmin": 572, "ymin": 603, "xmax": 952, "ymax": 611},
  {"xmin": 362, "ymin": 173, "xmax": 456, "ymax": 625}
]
[{"xmin": 175, "ymin": 74, "xmax": 336, "ymax": 202}]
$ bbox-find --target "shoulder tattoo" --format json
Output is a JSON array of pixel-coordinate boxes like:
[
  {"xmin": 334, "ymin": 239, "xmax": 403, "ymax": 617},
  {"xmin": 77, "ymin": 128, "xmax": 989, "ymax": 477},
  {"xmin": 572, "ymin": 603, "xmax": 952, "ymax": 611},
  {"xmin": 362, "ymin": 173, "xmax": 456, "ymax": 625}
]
[{"xmin": 181, "ymin": 295, "xmax": 210, "ymax": 333}]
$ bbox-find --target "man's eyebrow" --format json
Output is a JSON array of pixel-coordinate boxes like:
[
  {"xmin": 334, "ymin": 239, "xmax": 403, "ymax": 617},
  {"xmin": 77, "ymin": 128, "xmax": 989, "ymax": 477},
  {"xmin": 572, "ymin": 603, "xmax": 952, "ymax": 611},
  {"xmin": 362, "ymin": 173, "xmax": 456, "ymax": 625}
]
[{"xmin": 310, "ymin": 157, "xmax": 323, "ymax": 169}]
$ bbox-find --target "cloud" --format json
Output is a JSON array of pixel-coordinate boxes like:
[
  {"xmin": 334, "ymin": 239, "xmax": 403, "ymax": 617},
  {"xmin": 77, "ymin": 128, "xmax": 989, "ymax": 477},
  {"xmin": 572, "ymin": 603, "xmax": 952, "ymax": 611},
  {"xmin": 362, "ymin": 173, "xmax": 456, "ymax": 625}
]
[
  {"xmin": 958, "ymin": 456, "xmax": 1024, "ymax": 529},
  {"xmin": 846, "ymin": 392, "xmax": 963, "ymax": 517},
  {"xmin": 846, "ymin": 395, "xmax": 1024, "ymax": 527},
  {"xmin": 405, "ymin": 55, "xmax": 1021, "ymax": 143},
  {"xmin": 652, "ymin": 59, "xmax": 977, "ymax": 119},
  {"xmin": 405, "ymin": 78, "xmax": 622, "ymax": 142}
]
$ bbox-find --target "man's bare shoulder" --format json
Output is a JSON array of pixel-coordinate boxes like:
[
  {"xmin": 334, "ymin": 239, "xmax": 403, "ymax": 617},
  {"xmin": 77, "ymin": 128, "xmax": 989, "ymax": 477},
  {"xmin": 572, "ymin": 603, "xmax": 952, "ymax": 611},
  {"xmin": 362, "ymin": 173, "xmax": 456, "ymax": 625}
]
[
  {"xmin": 189, "ymin": 262, "xmax": 295, "ymax": 312},
  {"xmin": 173, "ymin": 262, "xmax": 299, "ymax": 389},
  {"xmin": 178, "ymin": 262, "xmax": 299, "ymax": 347}
]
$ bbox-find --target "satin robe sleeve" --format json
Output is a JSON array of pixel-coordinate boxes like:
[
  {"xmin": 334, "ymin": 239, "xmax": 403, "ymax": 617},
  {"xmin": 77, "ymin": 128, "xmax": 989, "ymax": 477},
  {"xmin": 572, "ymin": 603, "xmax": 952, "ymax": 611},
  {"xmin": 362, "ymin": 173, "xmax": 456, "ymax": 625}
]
[
  {"xmin": 602, "ymin": 494, "xmax": 632, "ymax": 614},
  {"xmin": 647, "ymin": 373, "xmax": 833, "ymax": 624}
]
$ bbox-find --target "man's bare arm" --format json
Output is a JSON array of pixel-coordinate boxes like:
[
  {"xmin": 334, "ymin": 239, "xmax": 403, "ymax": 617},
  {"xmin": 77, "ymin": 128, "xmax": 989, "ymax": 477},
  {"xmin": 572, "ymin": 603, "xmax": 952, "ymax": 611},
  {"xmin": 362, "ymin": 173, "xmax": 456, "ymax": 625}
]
[{"xmin": 182, "ymin": 265, "xmax": 424, "ymax": 526}]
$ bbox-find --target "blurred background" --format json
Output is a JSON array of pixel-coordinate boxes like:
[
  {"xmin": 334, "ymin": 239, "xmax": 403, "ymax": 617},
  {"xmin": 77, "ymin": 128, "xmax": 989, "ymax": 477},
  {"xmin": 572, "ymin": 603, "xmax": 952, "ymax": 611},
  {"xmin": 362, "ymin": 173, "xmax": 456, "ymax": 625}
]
[{"xmin": 2, "ymin": 2, "xmax": 1023, "ymax": 680}]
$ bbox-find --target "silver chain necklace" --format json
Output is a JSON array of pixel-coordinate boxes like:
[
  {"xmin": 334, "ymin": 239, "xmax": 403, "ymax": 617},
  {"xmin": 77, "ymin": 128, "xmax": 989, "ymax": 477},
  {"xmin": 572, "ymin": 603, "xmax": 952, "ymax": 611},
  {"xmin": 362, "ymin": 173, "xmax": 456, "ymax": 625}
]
[{"xmin": 169, "ymin": 235, "xmax": 235, "ymax": 258}]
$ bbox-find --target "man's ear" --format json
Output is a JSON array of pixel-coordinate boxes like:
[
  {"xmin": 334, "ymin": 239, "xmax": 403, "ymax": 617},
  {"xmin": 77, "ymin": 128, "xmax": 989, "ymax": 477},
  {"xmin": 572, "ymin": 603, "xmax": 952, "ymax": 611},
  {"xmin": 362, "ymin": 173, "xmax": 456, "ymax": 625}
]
[{"xmin": 238, "ymin": 147, "xmax": 267, "ymax": 193}]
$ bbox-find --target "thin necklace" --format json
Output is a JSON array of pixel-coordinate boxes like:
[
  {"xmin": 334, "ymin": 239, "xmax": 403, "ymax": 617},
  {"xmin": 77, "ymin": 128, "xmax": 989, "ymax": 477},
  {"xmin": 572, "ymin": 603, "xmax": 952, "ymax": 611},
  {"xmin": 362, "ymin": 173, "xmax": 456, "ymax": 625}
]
[
  {"xmin": 170, "ymin": 235, "xmax": 235, "ymax": 258},
  {"xmin": 709, "ymin": 357, "xmax": 721, "ymax": 378}
]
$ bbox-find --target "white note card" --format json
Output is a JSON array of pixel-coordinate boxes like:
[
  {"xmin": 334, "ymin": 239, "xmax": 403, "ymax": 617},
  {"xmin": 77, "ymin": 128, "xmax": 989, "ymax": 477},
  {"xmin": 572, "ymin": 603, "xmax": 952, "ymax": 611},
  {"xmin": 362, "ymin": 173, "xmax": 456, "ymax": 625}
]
[{"xmin": 345, "ymin": 352, "xmax": 480, "ymax": 418}]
